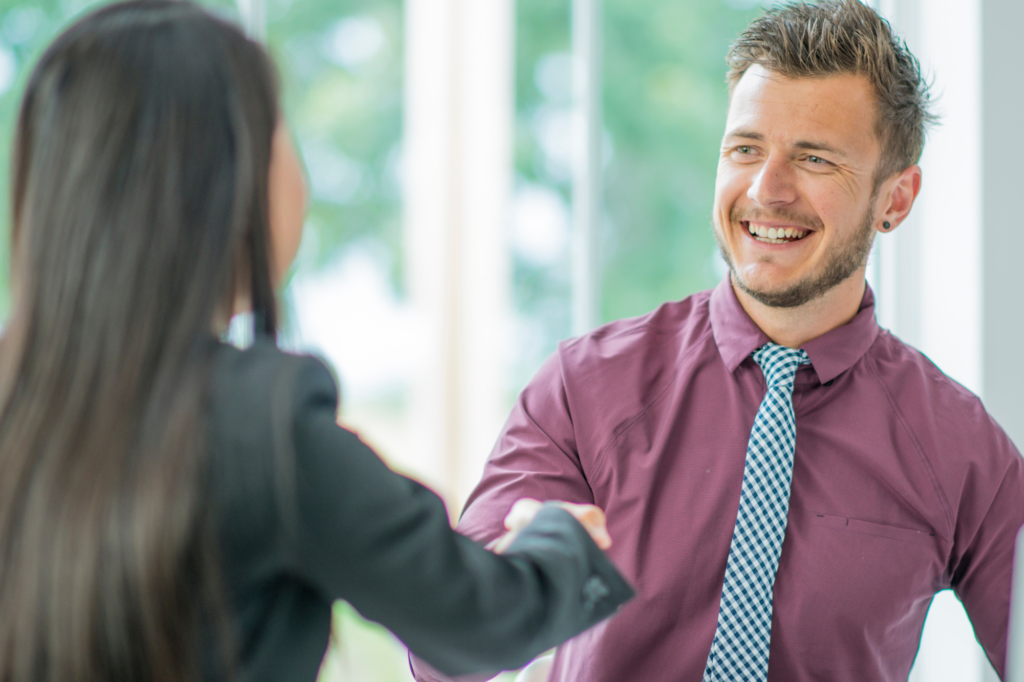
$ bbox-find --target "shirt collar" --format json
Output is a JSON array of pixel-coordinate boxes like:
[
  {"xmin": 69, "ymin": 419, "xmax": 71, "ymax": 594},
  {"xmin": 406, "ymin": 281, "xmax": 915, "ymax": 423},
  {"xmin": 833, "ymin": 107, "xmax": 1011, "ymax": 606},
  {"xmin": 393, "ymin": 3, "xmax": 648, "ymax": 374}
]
[{"xmin": 709, "ymin": 276, "xmax": 880, "ymax": 385}]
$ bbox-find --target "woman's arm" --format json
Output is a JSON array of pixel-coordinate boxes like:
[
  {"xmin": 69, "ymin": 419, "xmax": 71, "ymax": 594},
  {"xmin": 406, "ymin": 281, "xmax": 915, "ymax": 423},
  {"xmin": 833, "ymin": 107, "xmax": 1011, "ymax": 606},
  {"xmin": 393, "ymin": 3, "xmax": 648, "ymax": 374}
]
[{"xmin": 285, "ymin": 356, "xmax": 633, "ymax": 677}]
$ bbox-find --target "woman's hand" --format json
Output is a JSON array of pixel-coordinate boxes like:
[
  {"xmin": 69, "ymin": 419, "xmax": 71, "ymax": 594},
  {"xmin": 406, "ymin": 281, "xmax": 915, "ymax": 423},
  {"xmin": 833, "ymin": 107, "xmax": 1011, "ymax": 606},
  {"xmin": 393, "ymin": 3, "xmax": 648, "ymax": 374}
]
[{"xmin": 487, "ymin": 498, "xmax": 612, "ymax": 554}]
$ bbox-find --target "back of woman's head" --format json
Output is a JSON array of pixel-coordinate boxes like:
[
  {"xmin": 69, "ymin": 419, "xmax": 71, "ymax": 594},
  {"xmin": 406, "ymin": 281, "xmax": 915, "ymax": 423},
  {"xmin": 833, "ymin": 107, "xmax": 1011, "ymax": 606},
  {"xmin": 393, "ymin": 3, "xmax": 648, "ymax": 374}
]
[{"xmin": 0, "ymin": 2, "xmax": 279, "ymax": 680}]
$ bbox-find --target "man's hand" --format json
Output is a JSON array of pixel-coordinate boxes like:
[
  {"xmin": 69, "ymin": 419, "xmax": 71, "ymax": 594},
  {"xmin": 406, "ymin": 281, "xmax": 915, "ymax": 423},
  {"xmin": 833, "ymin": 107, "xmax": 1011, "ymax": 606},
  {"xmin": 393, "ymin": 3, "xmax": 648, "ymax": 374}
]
[{"xmin": 487, "ymin": 498, "xmax": 612, "ymax": 554}]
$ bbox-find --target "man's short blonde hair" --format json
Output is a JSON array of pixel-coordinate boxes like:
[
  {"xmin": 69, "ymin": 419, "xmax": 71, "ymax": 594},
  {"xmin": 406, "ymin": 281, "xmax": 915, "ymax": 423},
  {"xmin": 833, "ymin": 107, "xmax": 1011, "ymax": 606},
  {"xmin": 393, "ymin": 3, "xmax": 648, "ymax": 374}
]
[{"xmin": 727, "ymin": 0, "xmax": 937, "ymax": 184}]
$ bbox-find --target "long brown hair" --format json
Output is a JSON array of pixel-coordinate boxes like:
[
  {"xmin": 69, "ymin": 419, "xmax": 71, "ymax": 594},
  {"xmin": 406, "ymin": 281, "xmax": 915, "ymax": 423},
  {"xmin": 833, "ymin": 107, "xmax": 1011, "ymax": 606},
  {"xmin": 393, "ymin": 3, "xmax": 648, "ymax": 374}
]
[{"xmin": 0, "ymin": 2, "xmax": 279, "ymax": 679}]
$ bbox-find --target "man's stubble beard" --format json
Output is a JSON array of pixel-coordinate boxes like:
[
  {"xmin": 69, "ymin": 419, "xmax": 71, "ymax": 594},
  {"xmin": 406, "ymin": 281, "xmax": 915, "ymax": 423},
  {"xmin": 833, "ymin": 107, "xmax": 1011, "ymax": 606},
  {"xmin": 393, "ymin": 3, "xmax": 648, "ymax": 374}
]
[{"xmin": 714, "ymin": 201, "xmax": 877, "ymax": 309}]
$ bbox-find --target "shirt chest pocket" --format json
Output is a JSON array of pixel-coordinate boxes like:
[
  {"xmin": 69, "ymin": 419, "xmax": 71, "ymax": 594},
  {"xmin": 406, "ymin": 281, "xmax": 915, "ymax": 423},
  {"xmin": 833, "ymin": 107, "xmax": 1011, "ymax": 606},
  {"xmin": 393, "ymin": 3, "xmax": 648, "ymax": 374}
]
[
  {"xmin": 807, "ymin": 510, "xmax": 938, "ymax": 546},
  {"xmin": 772, "ymin": 509, "xmax": 946, "ymax": 654},
  {"xmin": 767, "ymin": 509, "xmax": 947, "ymax": 675},
  {"xmin": 781, "ymin": 508, "xmax": 945, "ymax": 586}
]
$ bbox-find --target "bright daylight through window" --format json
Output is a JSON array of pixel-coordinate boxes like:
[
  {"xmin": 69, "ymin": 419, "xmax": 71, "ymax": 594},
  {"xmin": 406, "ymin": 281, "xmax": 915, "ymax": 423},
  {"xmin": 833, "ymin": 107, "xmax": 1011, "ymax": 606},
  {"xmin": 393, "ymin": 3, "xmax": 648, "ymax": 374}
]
[{"xmin": 0, "ymin": 0, "xmax": 1004, "ymax": 680}]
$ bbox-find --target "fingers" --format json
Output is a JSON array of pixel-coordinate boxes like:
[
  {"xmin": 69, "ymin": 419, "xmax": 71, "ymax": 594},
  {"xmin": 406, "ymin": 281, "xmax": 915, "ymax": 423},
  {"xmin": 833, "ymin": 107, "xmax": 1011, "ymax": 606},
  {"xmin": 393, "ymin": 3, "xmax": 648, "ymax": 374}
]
[
  {"xmin": 489, "ymin": 529, "xmax": 518, "ymax": 554},
  {"xmin": 504, "ymin": 498, "xmax": 544, "ymax": 532},
  {"xmin": 554, "ymin": 502, "xmax": 612, "ymax": 550},
  {"xmin": 491, "ymin": 498, "xmax": 613, "ymax": 554},
  {"xmin": 489, "ymin": 498, "xmax": 544, "ymax": 555}
]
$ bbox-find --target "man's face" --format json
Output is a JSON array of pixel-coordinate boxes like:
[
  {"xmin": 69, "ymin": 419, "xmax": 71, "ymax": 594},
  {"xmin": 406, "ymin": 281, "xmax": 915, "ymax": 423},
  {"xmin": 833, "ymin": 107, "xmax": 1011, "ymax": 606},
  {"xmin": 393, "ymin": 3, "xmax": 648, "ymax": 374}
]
[{"xmin": 713, "ymin": 66, "xmax": 883, "ymax": 308}]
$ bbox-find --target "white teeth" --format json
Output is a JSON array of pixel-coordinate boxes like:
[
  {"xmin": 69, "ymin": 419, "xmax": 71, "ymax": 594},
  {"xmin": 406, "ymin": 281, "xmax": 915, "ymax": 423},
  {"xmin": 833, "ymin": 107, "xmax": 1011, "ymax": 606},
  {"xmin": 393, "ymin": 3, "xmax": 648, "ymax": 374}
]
[{"xmin": 748, "ymin": 222, "xmax": 811, "ymax": 243}]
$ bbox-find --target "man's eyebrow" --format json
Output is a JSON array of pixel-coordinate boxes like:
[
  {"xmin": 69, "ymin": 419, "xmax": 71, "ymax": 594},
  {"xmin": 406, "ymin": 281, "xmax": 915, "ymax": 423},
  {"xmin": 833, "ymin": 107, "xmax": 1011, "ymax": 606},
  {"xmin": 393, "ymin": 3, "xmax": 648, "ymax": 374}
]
[
  {"xmin": 792, "ymin": 139, "xmax": 845, "ymax": 156},
  {"xmin": 724, "ymin": 129, "xmax": 763, "ymax": 141},
  {"xmin": 724, "ymin": 129, "xmax": 849, "ymax": 157}
]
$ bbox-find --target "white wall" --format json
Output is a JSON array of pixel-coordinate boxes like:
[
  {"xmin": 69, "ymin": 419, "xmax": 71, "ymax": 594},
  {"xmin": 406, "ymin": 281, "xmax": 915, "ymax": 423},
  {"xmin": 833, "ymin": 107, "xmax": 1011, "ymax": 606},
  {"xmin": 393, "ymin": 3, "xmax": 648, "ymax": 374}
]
[
  {"xmin": 872, "ymin": 0, "xmax": 982, "ymax": 394},
  {"xmin": 874, "ymin": 0, "xmax": 1015, "ymax": 679}
]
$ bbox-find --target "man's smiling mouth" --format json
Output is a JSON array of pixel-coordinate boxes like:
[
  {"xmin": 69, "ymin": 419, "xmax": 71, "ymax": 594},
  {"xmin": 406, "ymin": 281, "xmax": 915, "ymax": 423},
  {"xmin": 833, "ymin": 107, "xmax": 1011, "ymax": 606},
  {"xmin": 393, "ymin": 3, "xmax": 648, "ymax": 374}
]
[{"xmin": 743, "ymin": 221, "xmax": 811, "ymax": 245}]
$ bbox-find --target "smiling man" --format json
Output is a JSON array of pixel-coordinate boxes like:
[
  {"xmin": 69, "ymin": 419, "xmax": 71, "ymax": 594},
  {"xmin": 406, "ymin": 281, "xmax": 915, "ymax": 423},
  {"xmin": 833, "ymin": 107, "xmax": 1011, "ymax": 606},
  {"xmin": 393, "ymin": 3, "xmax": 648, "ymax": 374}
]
[{"xmin": 411, "ymin": 2, "xmax": 1024, "ymax": 681}]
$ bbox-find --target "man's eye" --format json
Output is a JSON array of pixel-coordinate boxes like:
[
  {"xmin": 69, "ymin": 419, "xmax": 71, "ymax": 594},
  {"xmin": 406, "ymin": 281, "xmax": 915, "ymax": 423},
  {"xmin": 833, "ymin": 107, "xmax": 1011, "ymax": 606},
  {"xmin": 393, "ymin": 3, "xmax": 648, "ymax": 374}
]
[
  {"xmin": 808, "ymin": 155, "xmax": 829, "ymax": 165},
  {"xmin": 737, "ymin": 146, "xmax": 753, "ymax": 154}
]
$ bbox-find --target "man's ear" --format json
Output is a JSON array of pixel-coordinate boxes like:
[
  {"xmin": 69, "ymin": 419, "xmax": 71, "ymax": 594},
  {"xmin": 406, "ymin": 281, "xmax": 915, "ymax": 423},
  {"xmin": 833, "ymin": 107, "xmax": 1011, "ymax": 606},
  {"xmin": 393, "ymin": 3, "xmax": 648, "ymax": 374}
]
[{"xmin": 876, "ymin": 165, "xmax": 922, "ymax": 233}]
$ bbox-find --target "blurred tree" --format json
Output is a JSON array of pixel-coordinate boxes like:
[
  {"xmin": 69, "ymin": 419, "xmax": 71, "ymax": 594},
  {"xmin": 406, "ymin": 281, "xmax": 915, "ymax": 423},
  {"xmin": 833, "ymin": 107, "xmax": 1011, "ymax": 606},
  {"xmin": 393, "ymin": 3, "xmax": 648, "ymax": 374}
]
[
  {"xmin": 0, "ymin": 0, "xmax": 403, "ymax": 318},
  {"xmin": 512, "ymin": 0, "xmax": 765, "ymax": 383},
  {"xmin": 267, "ymin": 0, "xmax": 403, "ymax": 283}
]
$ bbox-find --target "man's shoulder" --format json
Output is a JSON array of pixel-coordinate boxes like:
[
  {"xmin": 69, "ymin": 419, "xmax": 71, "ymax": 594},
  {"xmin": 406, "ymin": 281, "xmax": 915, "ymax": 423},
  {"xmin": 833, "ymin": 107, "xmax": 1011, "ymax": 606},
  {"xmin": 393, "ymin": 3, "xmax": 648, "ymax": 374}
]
[
  {"xmin": 867, "ymin": 330, "xmax": 1019, "ymax": 472},
  {"xmin": 869, "ymin": 330, "xmax": 983, "ymax": 412},
  {"xmin": 555, "ymin": 289, "xmax": 715, "ymax": 374}
]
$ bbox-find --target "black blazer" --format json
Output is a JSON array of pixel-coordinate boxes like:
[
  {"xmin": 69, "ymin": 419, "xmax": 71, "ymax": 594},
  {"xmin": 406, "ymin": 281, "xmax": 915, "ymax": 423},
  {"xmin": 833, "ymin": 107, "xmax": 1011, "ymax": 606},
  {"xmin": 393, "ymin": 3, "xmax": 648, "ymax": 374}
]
[{"xmin": 206, "ymin": 341, "xmax": 633, "ymax": 681}]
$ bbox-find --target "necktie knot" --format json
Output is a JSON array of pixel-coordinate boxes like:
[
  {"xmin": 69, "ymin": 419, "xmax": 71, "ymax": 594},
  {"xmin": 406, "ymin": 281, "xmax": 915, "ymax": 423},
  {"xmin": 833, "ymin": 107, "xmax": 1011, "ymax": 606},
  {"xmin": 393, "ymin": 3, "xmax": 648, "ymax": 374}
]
[{"xmin": 753, "ymin": 343, "xmax": 810, "ymax": 389}]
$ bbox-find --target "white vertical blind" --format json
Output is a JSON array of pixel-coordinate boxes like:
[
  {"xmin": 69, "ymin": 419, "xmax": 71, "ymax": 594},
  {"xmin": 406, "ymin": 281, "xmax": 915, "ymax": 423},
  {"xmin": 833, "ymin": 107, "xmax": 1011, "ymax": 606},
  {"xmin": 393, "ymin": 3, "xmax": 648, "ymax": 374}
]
[
  {"xmin": 1009, "ymin": 529, "xmax": 1024, "ymax": 680},
  {"xmin": 405, "ymin": 0, "xmax": 513, "ymax": 512},
  {"xmin": 978, "ymin": 0, "xmax": 1024, "ymax": 452},
  {"xmin": 455, "ymin": 0, "xmax": 514, "ymax": 507},
  {"xmin": 571, "ymin": 0, "xmax": 602, "ymax": 336},
  {"xmin": 873, "ymin": 0, "xmax": 982, "ymax": 395}
]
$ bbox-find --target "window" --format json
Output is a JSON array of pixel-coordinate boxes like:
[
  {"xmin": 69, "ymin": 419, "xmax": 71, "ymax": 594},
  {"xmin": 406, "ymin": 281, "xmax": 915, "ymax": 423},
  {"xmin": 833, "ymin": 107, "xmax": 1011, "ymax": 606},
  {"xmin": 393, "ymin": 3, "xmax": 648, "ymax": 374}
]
[{"xmin": 0, "ymin": 1, "xmax": 1003, "ymax": 680}]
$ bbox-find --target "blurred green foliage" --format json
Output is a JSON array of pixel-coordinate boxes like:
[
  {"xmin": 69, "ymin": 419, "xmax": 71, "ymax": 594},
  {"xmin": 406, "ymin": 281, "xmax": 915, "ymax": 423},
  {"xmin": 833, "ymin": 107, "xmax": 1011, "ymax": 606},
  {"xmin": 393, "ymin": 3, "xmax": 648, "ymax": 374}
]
[
  {"xmin": 319, "ymin": 602, "xmax": 524, "ymax": 682},
  {"xmin": 0, "ymin": 0, "xmax": 402, "ymax": 317},
  {"xmin": 319, "ymin": 602, "xmax": 410, "ymax": 682},
  {"xmin": 600, "ymin": 0, "xmax": 765, "ymax": 320},
  {"xmin": 0, "ymin": 0, "xmax": 764, "ymax": 356},
  {"xmin": 267, "ymin": 0, "xmax": 403, "ymax": 280},
  {"xmin": 513, "ymin": 0, "xmax": 766, "ymax": 373}
]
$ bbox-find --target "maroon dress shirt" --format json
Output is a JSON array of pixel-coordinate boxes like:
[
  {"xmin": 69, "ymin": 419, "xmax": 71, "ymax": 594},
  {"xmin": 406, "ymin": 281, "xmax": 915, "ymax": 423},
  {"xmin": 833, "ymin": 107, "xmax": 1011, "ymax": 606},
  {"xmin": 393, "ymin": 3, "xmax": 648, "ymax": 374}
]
[{"xmin": 410, "ymin": 278, "xmax": 1024, "ymax": 682}]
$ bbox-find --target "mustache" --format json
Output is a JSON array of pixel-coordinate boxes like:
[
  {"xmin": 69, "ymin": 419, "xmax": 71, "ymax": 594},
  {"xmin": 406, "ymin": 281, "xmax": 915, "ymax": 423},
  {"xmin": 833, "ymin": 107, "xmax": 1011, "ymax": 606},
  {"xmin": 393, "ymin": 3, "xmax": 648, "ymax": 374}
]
[{"xmin": 729, "ymin": 206, "xmax": 824, "ymax": 232}]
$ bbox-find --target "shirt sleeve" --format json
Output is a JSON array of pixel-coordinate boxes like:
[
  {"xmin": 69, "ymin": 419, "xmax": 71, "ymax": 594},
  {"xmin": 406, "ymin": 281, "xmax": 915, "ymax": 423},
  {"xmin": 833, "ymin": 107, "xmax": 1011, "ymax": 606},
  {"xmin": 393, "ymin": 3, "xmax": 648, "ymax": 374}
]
[
  {"xmin": 283, "ymin": 354, "xmax": 634, "ymax": 677},
  {"xmin": 409, "ymin": 351, "xmax": 602, "ymax": 681},
  {"xmin": 950, "ymin": 430, "xmax": 1024, "ymax": 678},
  {"xmin": 452, "ymin": 351, "xmax": 598, "ymax": 546}
]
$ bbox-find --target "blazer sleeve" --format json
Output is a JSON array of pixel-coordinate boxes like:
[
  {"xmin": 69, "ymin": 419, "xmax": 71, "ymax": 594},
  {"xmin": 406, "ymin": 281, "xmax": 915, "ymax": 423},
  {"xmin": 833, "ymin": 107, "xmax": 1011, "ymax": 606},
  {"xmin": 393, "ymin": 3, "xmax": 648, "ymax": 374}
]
[
  {"xmin": 283, "ymin": 355, "xmax": 634, "ymax": 677},
  {"xmin": 409, "ymin": 348, "xmax": 607, "ymax": 681}
]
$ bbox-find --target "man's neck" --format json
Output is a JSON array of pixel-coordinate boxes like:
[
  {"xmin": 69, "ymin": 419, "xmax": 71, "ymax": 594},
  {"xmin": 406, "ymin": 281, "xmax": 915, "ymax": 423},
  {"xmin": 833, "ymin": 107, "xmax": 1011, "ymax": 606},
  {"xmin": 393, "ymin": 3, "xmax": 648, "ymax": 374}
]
[{"xmin": 731, "ymin": 271, "xmax": 867, "ymax": 349}]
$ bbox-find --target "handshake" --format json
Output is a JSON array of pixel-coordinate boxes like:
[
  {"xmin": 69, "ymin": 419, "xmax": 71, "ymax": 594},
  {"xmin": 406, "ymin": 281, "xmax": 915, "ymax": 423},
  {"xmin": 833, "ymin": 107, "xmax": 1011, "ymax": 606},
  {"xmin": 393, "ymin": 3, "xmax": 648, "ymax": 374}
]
[{"xmin": 487, "ymin": 498, "xmax": 613, "ymax": 554}]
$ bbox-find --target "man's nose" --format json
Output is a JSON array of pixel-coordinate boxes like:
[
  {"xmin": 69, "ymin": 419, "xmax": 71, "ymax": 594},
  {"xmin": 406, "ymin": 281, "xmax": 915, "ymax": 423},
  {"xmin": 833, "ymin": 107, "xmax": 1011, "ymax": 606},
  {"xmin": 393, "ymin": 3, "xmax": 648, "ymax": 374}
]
[{"xmin": 747, "ymin": 155, "xmax": 797, "ymax": 207}]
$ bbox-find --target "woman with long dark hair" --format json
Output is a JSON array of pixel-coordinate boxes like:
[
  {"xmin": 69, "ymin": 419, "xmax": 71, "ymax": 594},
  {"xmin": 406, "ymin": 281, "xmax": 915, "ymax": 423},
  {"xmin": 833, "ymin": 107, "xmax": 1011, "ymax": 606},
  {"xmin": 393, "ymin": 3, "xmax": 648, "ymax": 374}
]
[{"xmin": 0, "ymin": 2, "xmax": 632, "ymax": 681}]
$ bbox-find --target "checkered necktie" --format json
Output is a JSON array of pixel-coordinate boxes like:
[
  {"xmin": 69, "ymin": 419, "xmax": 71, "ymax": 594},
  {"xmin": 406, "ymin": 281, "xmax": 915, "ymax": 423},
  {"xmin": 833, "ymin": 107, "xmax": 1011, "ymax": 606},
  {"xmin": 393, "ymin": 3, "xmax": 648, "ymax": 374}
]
[{"xmin": 702, "ymin": 343, "xmax": 810, "ymax": 682}]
